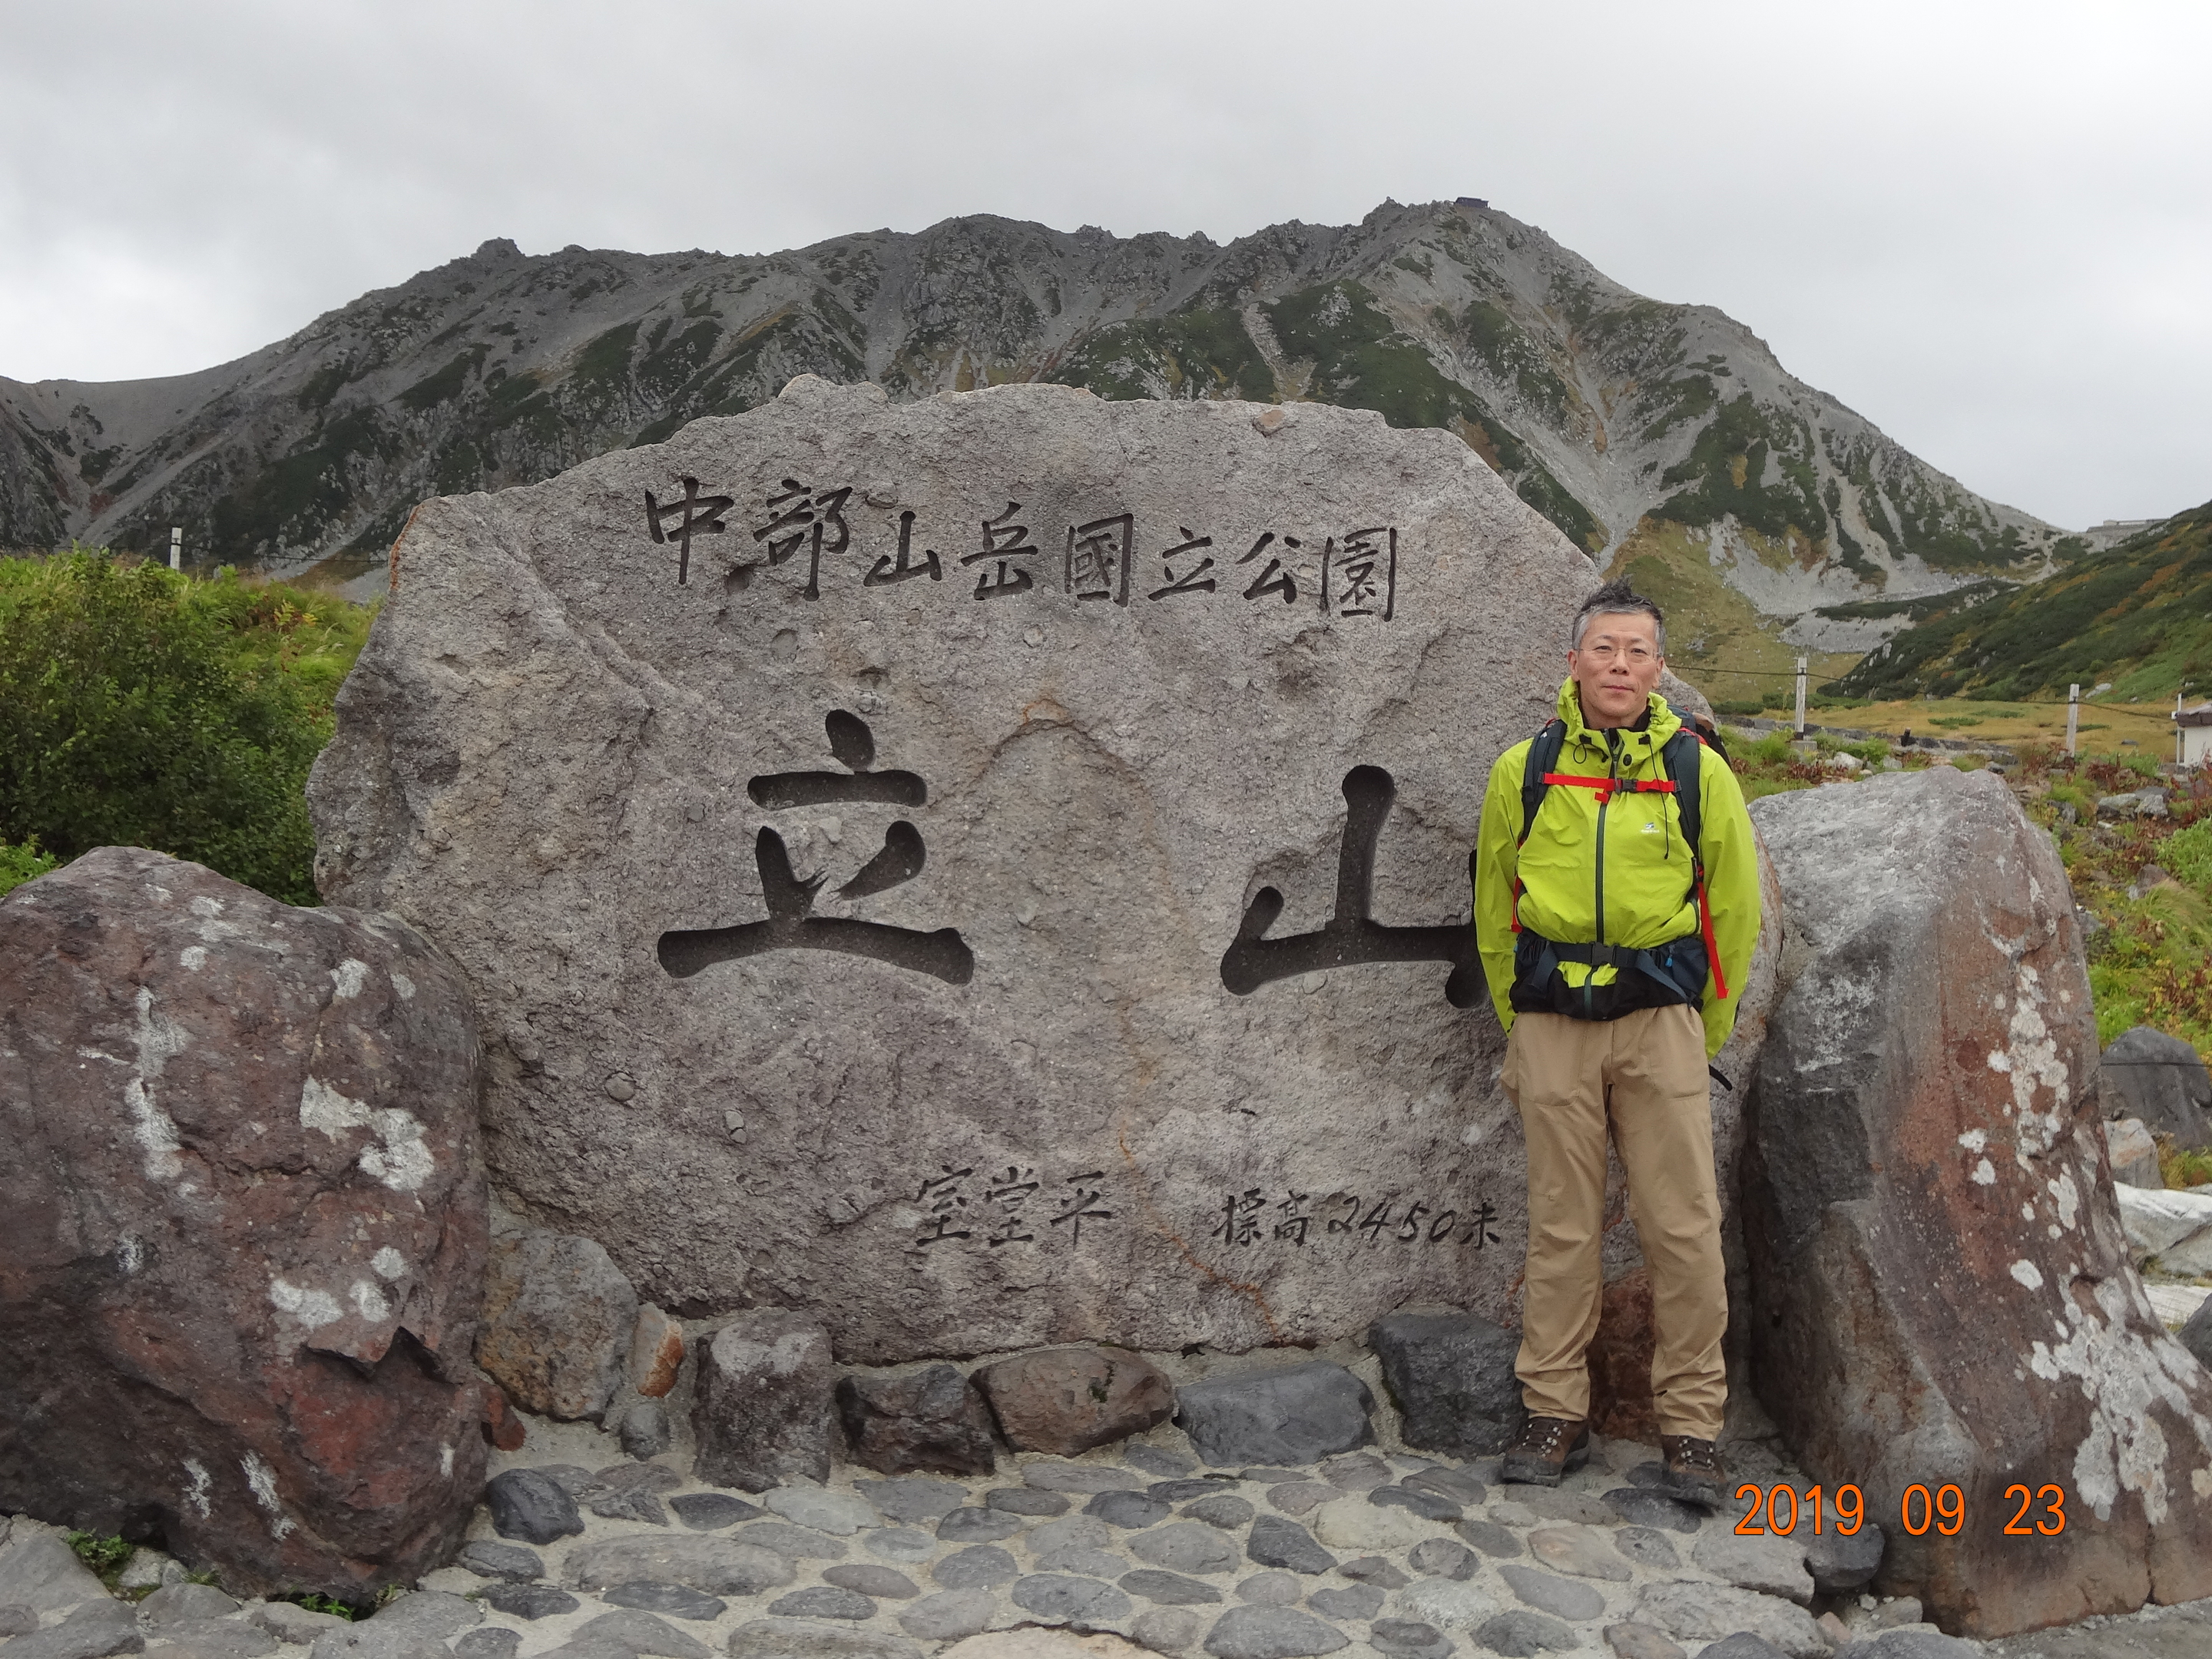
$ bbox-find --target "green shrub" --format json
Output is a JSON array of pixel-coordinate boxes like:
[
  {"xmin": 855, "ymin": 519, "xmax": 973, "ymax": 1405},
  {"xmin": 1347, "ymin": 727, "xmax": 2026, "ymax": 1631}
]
[
  {"xmin": 67, "ymin": 1532, "xmax": 133, "ymax": 1580},
  {"xmin": 277, "ymin": 1593, "xmax": 359, "ymax": 1621},
  {"xmin": 1713, "ymin": 698, "xmax": 1770, "ymax": 717},
  {"xmin": 0, "ymin": 836, "xmax": 58, "ymax": 898},
  {"xmin": 0, "ymin": 552, "xmax": 372, "ymax": 905}
]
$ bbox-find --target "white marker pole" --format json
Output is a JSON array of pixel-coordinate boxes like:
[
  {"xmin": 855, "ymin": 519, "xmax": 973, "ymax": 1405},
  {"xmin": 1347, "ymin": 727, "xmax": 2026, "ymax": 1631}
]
[
  {"xmin": 1794, "ymin": 657, "xmax": 1808, "ymax": 740},
  {"xmin": 168, "ymin": 527, "xmax": 181, "ymax": 571},
  {"xmin": 2067, "ymin": 684, "xmax": 2079, "ymax": 757}
]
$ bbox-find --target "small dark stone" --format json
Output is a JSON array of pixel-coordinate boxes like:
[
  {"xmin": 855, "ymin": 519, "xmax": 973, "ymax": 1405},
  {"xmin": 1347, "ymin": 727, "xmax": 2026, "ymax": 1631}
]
[
  {"xmin": 1804, "ymin": 1520, "xmax": 1885, "ymax": 1592},
  {"xmin": 1333, "ymin": 1556, "xmax": 1409, "ymax": 1589},
  {"xmin": 1308, "ymin": 1585, "xmax": 1383, "ymax": 1621},
  {"xmin": 1200, "ymin": 1604, "xmax": 1350, "ymax": 1657},
  {"xmin": 1186, "ymin": 1493, "xmax": 1257, "ymax": 1529},
  {"xmin": 936, "ymin": 1506, "xmax": 1024, "ymax": 1543},
  {"xmin": 1127, "ymin": 1445, "xmax": 1197, "ymax": 1477},
  {"xmin": 1406, "ymin": 1539, "xmax": 1478, "ymax": 1580},
  {"xmin": 668, "ymin": 1492, "xmax": 763, "ymax": 1531},
  {"xmin": 1369, "ymin": 1485, "xmax": 1459, "ymax": 1522},
  {"xmin": 855, "ymin": 1476, "xmax": 968, "ymax": 1523},
  {"xmin": 1086, "ymin": 1489, "xmax": 1173, "ymax": 1528},
  {"xmin": 1151, "ymin": 1479, "xmax": 1236, "ymax": 1502},
  {"xmin": 1012, "ymin": 1575, "xmax": 1134, "ymax": 1623},
  {"xmin": 484, "ymin": 1469, "xmax": 584, "ymax": 1545},
  {"xmin": 1175, "ymin": 1363, "xmax": 1375, "ymax": 1469},
  {"xmin": 586, "ymin": 1488, "xmax": 669, "ymax": 1525},
  {"xmin": 479, "ymin": 1584, "xmax": 579, "ymax": 1620},
  {"xmin": 1601, "ymin": 1488, "xmax": 1705, "ymax": 1534},
  {"xmin": 1476, "ymin": 1610, "xmax": 1575, "ymax": 1657},
  {"xmin": 986, "ymin": 1486, "xmax": 1071, "ymax": 1516},
  {"xmin": 823, "ymin": 1564, "xmax": 920, "ymax": 1599},
  {"xmin": 453, "ymin": 1631, "xmax": 522, "ymax": 1659},
  {"xmin": 1369, "ymin": 1620, "xmax": 1452, "ymax": 1659},
  {"xmin": 458, "ymin": 1540, "xmax": 544, "ymax": 1582},
  {"xmin": 932, "ymin": 1547, "xmax": 1019, "ymax": 1589},
  {"xmin": 1245, "ymin": 1515, "xmax": 1336, "ymax": 1575},
  {"xmin": 836, "ymin": 1363, "xmax": 997, "ymax": 1477},
  {"xmin": 1499, "ymin": 1565, "xmax": 1602, "ymax": 1621},
  {"xmin": 1612, "ymin": 1526, "xmax": 1681, "ymax": 1570},
  {"xmin": 764, "ymin": 1587, "xmax": 873, "ymax": 1621},
  {"xmin": 1366, "ymin": 1311, "xmax": 1523, "ymax": 1459},
  {"xmin": 1697, "ymin": 1636, "xmax": 1788, "ymax": 1659},
  {"xmin": 1121, "ymin": 1570, "xmax": 1224, "ymax": 1606},
  {"xmin": 1404, "ymin": 1467, "xmax": 1487, "ymax": 1508},
  {"xmin": 601, "ymin": 1583, "xmax": 727, "ymax": 1621},
  {"xmin": 1452, "ymin": 1518, "xmax": 1522, "ymax": 1558},
  {"xmin": 618, "ymin": 1401, "xmax": 672, "ymax": 1460}
]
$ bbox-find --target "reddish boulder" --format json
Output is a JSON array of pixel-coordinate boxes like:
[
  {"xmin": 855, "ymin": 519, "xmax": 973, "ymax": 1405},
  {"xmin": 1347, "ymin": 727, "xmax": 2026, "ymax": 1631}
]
[
  {"xmin": 972, "ymin": 1346, "xmax": 1174, "ymax": 1455},
  {"xmin": 1745, "ymin": 770, "xmax": 2212, "ymax": 1637},
  {"xmin": 0, "ymin": 848, "xmax": 488, "ymax": 1598}
]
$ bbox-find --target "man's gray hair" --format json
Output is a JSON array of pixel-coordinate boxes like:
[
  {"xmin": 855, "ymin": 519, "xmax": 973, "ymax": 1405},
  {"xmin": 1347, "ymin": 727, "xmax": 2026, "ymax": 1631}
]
[{"xmin": 1571, "ymin": 578, "xmax": 1665, "ymax": 654}]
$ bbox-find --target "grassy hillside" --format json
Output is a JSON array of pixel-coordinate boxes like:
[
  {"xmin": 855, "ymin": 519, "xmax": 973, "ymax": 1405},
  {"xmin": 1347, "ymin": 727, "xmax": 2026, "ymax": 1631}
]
[
  {"xmin": 0, "ymin": 551, "xmax": 375, "ymax": 902},
  {"xmin": 1835, "ymin": 501, "xmax": 2212, "ymax": 702}
]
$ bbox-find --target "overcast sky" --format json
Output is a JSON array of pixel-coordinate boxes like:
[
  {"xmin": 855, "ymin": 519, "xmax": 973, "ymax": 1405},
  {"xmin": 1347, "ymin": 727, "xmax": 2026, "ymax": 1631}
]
[{"xmin": 5, "ymin": 1, "xmax": 2206, "ymax": 531}]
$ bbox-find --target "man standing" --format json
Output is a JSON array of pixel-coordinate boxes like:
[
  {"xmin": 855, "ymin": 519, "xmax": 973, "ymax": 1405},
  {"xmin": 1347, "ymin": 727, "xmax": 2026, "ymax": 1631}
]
[{"xmin": 1472, "ymin": 578, "xmax": 1760, "ymax": 1506}]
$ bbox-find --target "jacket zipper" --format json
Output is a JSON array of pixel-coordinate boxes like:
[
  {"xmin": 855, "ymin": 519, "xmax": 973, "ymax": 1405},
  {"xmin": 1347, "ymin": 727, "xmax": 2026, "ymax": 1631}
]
[{"xmin": 1588, "ymin": 730, "xmax": 1621, "ymax": 1018}]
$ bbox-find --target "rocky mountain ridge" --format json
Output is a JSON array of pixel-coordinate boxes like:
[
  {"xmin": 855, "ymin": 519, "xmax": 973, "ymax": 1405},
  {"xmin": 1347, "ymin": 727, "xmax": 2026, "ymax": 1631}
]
[{"xmin": 1, "ymin": 200, "xmax": 2076, "ymax": 669}]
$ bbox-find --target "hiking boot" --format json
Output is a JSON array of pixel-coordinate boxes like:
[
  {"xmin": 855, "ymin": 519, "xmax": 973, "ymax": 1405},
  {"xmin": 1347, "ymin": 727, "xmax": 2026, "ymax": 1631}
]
[
  {"xmin": 1499, "ymin": 1416, "xmax": 1590, "ymax": 1486},
  {"xmin": 1658, "ymin": 1434, "xmax": 1727, "ymax": 1510}
]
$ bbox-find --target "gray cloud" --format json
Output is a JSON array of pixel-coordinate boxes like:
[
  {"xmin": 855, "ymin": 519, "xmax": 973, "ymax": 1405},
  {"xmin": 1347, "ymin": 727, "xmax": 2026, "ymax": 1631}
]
[{"xmin": 4, "ymin": 0, "xmax": 2206, "ymax": 529}]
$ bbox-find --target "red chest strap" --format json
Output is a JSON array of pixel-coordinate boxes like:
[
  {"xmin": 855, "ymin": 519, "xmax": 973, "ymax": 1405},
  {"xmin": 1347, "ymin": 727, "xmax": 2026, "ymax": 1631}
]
[{"xmin": 1540, "ymin": 773, "xmax": 1678, "ymax": 806}]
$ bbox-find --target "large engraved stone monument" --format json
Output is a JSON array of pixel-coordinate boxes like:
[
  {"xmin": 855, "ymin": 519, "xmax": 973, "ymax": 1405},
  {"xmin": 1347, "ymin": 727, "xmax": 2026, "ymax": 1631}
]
[{"xmin": 310, "ymin": 376, "xmax": 1762, "ymax": 1362}]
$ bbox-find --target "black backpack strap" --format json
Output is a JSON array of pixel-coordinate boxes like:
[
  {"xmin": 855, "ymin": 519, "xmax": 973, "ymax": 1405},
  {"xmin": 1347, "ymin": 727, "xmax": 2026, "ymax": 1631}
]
[
  {"xmin": 1661, "ymin": 727, "xmax": 1704, "ymax": 862},
  {"xmin": 1518, "ymin": 719, "xmax": 1568, "ymax": 847}
]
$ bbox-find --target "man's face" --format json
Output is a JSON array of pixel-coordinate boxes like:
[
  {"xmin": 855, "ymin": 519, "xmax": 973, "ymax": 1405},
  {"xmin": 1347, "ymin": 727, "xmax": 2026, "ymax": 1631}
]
[{"xmin": 1567, "ymin": 611, "xmax": 1664, "ymax": 728}]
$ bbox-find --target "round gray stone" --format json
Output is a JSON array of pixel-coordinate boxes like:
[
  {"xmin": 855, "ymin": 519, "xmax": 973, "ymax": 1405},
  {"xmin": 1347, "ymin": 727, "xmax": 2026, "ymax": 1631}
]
[
  {"xmin": 1601, "ymin": 1488, "xmax": 1705, "ymax": 1534},
  {"xmin": 1405, "ymin": 1468, "xmax": 1488, "ymax": 1508},
  {"xmin": 618, "ymin": 1401, "xmax": 672, "ymax": 1461},
  {"xmin": 1476, "ymin": 1610, "xmax": 1576, "ymax": 1657},
  {"xmin": 1317, "ymin": 1453, "xmax": 1392, "ymax": 1492},
  {"xmin": 823, "ymin": 1565, "xmax": 920, "ymax": 1600},
  {"xmin": 1695, "ymin": 1635, "xmax": 1790, "ymax": 1659},
  {"xmin": 863, "ymin": 1528, "xmax": 936, "ymax": 1563},
  {"xmin": 453, "ymin": 1631, "xmax": 522, "ymax": 1659},
  {"xmin": 572, "ymin": 1608, "xmax": 717, "ymax": 1658},
  {"xmin": 1306, "ymin": 1584, "xmax": 1382, "ymax": 1621},
  {"xmin": 766, "ymin": 1587, "xmax": 874, "ymax": 1622},
  {"xmin": 932, "ymin": 1546, "xmax": 1018, "ymax": 1589},
  {"xmin": 669, "ymin": 1492, "xmax": 764, "ymax": 1531},
  {"xmin": 1131, "ymin": 1521, "xmax": 1241, "ymax": 1575},
  {"xmin": 1200, "ymin": 1604, "xmax": 1350, "ymax": 1657},
  {"xmin": 1406, "ymin": 1538, "xmax": 1478, "ymax": 1581},
  {"xmin": 479, "ymin": 1584, "xmax": 578, "ymax": 1620},
  {"xmin": 1333, "ymin": 1555, "xmax": 1408, "ymax": 1588},
  {"xmin": 1245, "ymin": 1515, "xmax": 1336, "ymax": 1575},
  {"xmin": 936, "ymin": 1506, "xmax": 1023, "ymax": 1543},
  {"xmin": 727, "ymin": 1619, "xmax": 923, "ymax": 1659},
  {"xmin": 1453, "ymin": 1518, "xmax": 1523, "ymax": 1558},
  {"xmin": 1612, "ymin": 1526, "xmax": 1681, "ymax": 1571},
  {"xmin": 1025, "ymin": 1461, "xmax": 1147, "ymax": 1493},
  {"xmin": 1369, "ymin": 1621, "xmax": 1452, "ymax": 1659},
  {"xmin": 1127, "ymin": 1445, "xmax": 1197, "ymax": 1478},
  {"xmin": 1035, "ymin": 1546, "xmax": 1134, "ymax": 1579},
  {"xmin": 457, "ymin": 1541, "xmax": 544, "ymax": 1582},
  {"xmin": 737, "ymin": 1521, "xmax": 849, "ymax": 1560},
  {"xmin": 1264, "ymin": 1483, "xmax": 1342, "ymax": 1518},
  {"xmin": 1132, "ymin": 1607, "xmax": 1207, "ymax": 1653},
  {"xmin": 855, "ymin": 1478, "xmax": 967, "ymax": 1523},
  {"xmin": 1151, "ymin": 1479, "xmax": 1237, "ymax": 1503},
  {"xmin": 986, "ymin": 1487, "xmax": 1071, "ymax": 1516},
  {"xmin": 1177, "ymin": 1363, "xmax": 1376, "ymax": 1471},
  {"xmin": 601, "ymin": 1582, "xmax": 727, "ymax": 1621},
  {"xmin": 1088, "ymin": 1490, "xmax": 1174, "ymax": 1528},
  {"xmin": 1185, "ymin": 1495, "xmax": 1256, "ymax": 1530},
  {"xmin": 1028, "ymin": 1516, "xmax": 1114, "ymax": 1555},
  {"xmin": 1498, "ymin": 1564, "xmax": 1604, "ymax": 1621},
  {"xmin": 484, "ymin": 1469, "xmax": 584, "ymax": 1545},
  {"xmin": 1369, "ymin": 1486, "xmax": 1459, "ymax": 1522},
  {"xmin": 1601, "ymin": 1623, "xmax": 1690, "ymax": 1659},
  {"xmin": 1013, "ymin": 1574, "xmax": 1134, "ymax": 1623},
  {"xmin": 1236, "ymin": 1572, "xmax": 1303, "ymax": 1606},
  {"xmin": 765, "ymin": 1488, "xmax": 882, "ymax": 1536},
  {"xmin": 1121, "ymin": 1570, "xmax": 1224, "ymax": 1606},
  {"xmin": 896, "ymin": 1589, "xmax": 995, "ymax": 1642},
  {"xmin": 1803, "ymin": 1521, "xmax": 1886, "ymax": 1593}
]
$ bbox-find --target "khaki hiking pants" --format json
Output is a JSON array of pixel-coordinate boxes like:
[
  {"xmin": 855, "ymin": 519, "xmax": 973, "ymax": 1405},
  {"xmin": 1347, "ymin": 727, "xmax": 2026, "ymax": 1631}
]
[{"xmin": 1501, "ymin": 1005, "xmax": 1727, "ymax": 1440}]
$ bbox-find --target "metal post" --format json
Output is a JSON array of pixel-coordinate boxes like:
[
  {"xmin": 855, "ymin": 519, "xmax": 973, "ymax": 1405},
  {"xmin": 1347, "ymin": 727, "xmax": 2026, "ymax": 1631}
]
[
  {"xmin": 2067, "ymin": 684, "xmax": 2079, "ymax": 757},
  {"xmin": 168, "ymin": 527, "xmax": 181, "ymax": 571},
  {"xmin": 1793, "ymin": 657, "xmax": 1808, "ymax": 740}
]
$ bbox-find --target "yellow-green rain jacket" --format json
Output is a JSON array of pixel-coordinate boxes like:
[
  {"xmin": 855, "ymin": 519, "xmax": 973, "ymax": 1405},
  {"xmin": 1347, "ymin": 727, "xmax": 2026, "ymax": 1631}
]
[{"xmin": 1474, "ymin": 680, "xmax": 1760, "ymax": 1058}]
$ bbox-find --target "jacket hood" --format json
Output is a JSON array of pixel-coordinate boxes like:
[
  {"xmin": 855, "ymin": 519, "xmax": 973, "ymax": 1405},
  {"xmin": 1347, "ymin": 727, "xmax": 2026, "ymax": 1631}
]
[{"xmin": 1554, "ymin": 678, "xmax": 1681, "ymax": 750}]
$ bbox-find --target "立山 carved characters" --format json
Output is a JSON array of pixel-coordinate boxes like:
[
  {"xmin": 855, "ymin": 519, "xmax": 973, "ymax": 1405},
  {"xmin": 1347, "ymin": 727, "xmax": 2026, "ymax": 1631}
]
[
  {"xmin": 657, "ymin": 710, "xmax": 972, "ymax": 985},
  {"xmin": 1220, "ymin": 764, "xmax": 1479, "ymax": 1007}
]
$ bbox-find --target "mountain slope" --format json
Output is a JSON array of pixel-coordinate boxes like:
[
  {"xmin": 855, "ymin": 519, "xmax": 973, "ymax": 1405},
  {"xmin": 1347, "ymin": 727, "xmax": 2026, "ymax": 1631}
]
[
  {"xmin": 0, "ymin": 200, "xmax": 2073, "ymax": 661},
  {"xmin": 1834, "ymin": 501, "xmax": 2212, "ymax": 701}
]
